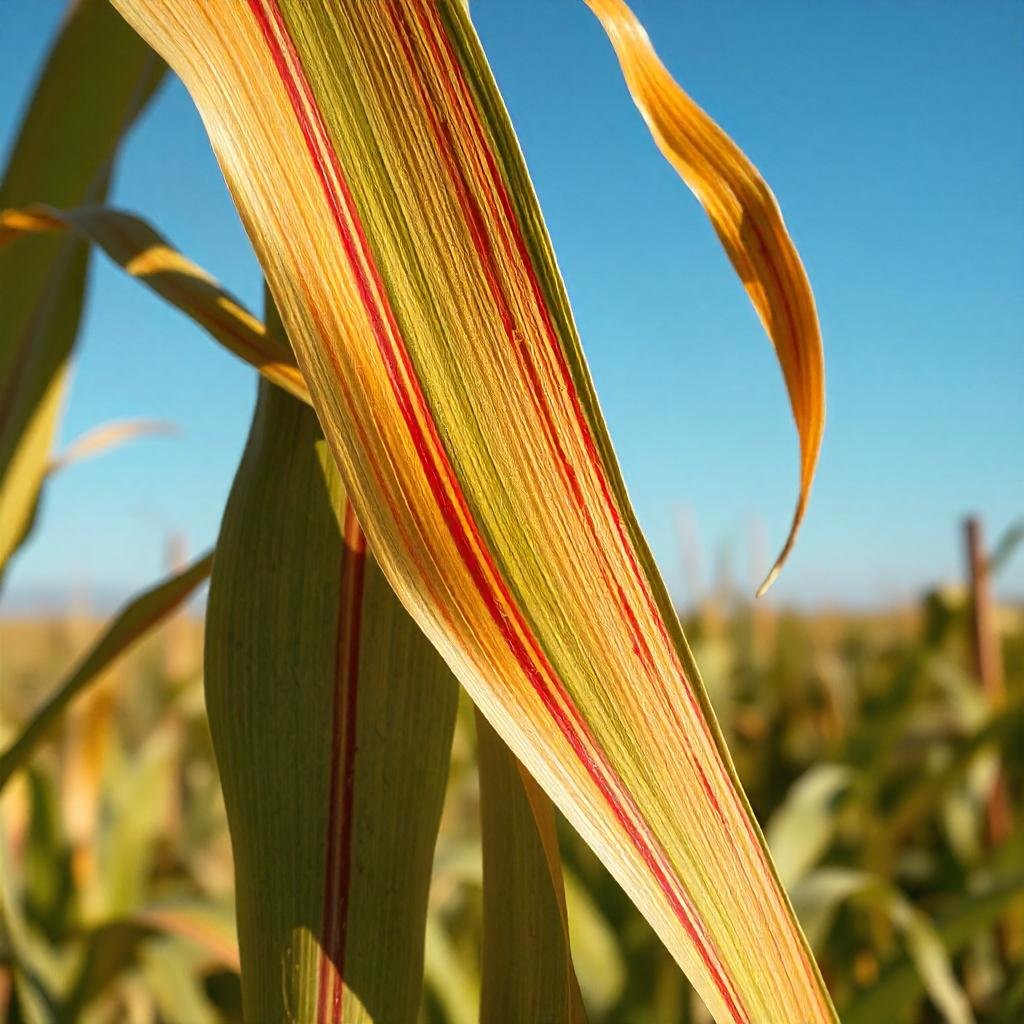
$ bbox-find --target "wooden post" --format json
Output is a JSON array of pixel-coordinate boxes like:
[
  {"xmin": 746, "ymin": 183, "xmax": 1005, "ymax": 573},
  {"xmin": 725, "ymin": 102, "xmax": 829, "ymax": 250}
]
[
  {"xmin": 963, "ymin": 516, "xmax": 1011, "ymax": 848},
  {"xmin": 963, "ymin": 516, "xmax": 1018, "ymax": 966}
]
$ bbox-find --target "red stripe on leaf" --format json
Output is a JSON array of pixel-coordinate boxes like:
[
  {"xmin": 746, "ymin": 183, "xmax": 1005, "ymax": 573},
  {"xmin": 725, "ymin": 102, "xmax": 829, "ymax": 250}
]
[
  {"xmin": 246, "ymin": 3, "xmax": 747, "ymax": 1018},
  {"xmin": 318, "ymin": 502, "xmax": 367, "ymax": 1021}
]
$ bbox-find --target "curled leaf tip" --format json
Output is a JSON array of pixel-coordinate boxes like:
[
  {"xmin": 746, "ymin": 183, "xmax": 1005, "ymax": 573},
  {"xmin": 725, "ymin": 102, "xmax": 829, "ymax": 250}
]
[
  {"xmin": 756, "ymin": 505, "xmax": 799, "ymax": 599},
  {"xmin": 585, "ymin": 0, "xmax": 825, "ymax": 593}
]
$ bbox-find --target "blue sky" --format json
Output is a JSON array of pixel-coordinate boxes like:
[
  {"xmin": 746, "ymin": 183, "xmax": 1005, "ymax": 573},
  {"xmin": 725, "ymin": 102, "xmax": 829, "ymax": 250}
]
[{"xmin": 1, "ymin": 1, "xmax": 1022, "ymax": 611}]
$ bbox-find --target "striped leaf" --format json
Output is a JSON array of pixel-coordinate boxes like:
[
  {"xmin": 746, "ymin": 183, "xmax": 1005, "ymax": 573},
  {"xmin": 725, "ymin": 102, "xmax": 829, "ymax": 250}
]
[
  {"xmin": 0, "ymin": 0, "xmax": 164, "ymax": 577},
  {"xmin": 112, "ymin": 2, "xmax": 833, "ymax": 1019},
  {"xmin": 205, "ymin": 333, "xmax": 458, "ymax": 1021},
  {"xmin": 584, "ymin": 0, "xmax": 824, "ymax": 593}
]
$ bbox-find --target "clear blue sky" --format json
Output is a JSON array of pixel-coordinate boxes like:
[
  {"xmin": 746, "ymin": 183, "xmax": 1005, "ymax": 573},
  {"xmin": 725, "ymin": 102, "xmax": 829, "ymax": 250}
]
[{"xmin": 2, "ymin": 1, "xmax": 1022, "ymax": 611}]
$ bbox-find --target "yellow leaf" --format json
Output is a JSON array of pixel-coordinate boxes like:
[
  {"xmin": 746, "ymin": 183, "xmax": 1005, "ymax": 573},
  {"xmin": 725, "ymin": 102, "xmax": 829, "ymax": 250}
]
[
  {"xmin": 585, "ymin": 0, "xmax": 825, "ymax": 595},
  {"xmin": 0, "ymin": 205, "xmax": 307, "ymax": 404},
  {"xmin": 47, "ymin": 417, "xmax": 177, "ymax": 472},
  {"xmin": 110, "ymin": 3, "xmax": 835, "ymax": 1019}
]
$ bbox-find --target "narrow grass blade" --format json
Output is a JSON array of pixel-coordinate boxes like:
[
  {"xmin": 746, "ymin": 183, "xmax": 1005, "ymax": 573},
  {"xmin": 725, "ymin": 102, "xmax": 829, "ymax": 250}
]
[
  {"xmin": 206, "ymin": 336, "xmax": 458, "ymax": 1021},
  {"xmin": 584, "ymin": 0, "xmax": 825, "ymax": 594},
  {"xmin": 0, "ymin": 205, "xmax": 306, "ymax": 404},
  {"xmin": 112, "ymin": 3, "xmax": 834, "ymax": 1018},
  {"xmin": 0, "ymin": 1, "xmax": 164, "ymax": 577},
  {"xmin": 476, "ymin": 709, "xmax": 587, "ymax": 1023},
  {"xmin": 133, "ymin": 900, "xmax": 240, "ymax": 973},
  {"xmin": 0, "ymin": 554, "xmax": 212, "ymax": 792},
  {"xmin": 48, "ymin": 418, "xmax": 177, "ymax": 472}
]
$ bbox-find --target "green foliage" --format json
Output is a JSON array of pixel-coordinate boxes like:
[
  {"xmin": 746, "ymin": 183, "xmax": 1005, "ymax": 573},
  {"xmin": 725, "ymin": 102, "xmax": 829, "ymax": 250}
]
[{"xmin": 1, "ymin": 579, "xmax": 1022, "ymax": 1020}]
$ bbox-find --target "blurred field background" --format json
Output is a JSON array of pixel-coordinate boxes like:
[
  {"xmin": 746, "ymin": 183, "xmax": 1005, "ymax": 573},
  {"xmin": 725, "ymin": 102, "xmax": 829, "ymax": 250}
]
[
  {"xmin": 1, "ymin": 4, "xmax": 1022, "ymax": 1019},
  {"xmin": 2, "ymin": 520, "xmax": 1021, "ymax": 1023}
]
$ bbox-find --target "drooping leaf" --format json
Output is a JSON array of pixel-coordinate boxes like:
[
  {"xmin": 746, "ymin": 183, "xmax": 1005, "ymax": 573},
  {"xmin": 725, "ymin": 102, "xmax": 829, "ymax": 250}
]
[
  {"xmin": 0, "ymin": 205, "xmax": 306, "ymax": 403},
  {"xmin": 0, "ymin": 553, "xmax": 212, "ymax": 792},
  {"xmin": 0, "ymin": 0, "xmax": 164, "ymax": 577},
  {"xmin": 583, "ymin": 0, "xmax": 824, "ymax": 594},
  {"xmin": 834, "ymin": 872, "xmax": 1024, "ymax": 1024},
  {"xmin": 205, "ymin": 348, "xmax": 458, "ymax": 1021},
  {"xmin": 791, "ymin": 869, "xmax": 976, "ymax": 1024},
  {"xmin": 475, "ymin": 709, "xmax": 586, "ymax": 1023},
  {"xmin": 111, "ymin": 2, "xmax": 833, "ymax": 1019}
]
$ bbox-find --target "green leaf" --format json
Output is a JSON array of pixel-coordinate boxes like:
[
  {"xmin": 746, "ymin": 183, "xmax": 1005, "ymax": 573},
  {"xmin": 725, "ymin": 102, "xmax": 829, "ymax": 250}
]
[
  {"xmin": 766, "ymin": 764, "xmax": 852, "ymax": 890},
  {"xmin": 476, "ymin": 709, "xmax": 586, "ymax": 1023},
  {"xmin": 843, "ymin": 873, "xmax": 1024, "ymax": 1024},
  {"xmin": 0, "ymin": 553, "xmax": 212, "ymax": 792},
  {"xmin": 423, "ymin": 912, "xmax": 478, "ymax": 1024},
  {"xmin": 990, "ymin": 519, "xmax": 1024, "ymax": 577},
  {"xmin": 794, "ymin": 870, "xmax": 976, "ymax": 1024},
  {"xmin": 0, "ymin": 0, "xmax": 164, "ymax": 577},
  {"xmin": 205, "ymin": 297, "xmax": 458, "ymax": 1022}
]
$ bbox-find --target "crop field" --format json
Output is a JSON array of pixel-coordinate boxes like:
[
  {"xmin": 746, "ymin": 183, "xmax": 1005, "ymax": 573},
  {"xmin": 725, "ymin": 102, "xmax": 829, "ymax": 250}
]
[{"xmin": 2, "ymin": 566, "xmax": 1021, "ymax": 1022}]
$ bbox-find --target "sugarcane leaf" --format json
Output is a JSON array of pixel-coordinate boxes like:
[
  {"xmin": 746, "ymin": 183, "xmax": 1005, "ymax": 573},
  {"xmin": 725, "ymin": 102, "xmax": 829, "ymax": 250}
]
[
  {"xmin": 0, "ymin": 553, "xmax": 212, "ymax": 792},
  {"xmin": 0, "ymin": 0, "xmax": 165, "ymax": 578},
  {"xmin": 476, "ymin": 709, "xmax": 586, "ymax": 1023},
  {"xmin": 205, "ymin": 339, "xmax": 458, "ymax": 1021},
  {"xmin": 111, "ymin": 2, "xmax": 833, "ymax": 1019},
  {"xmin": 0, "ymin": 205, "xmax": 306, "ymax": 404}
]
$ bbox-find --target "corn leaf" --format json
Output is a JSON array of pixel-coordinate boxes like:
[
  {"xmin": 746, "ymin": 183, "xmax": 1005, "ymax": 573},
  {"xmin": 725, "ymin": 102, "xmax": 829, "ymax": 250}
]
[
  {"xmin": 48, "ymin": 417, "xmax": 177, "ymax": 472},
  {"xmin": 476, "ymin": 709, "xmax": 586, "ymax": 1023},
  {"xmin": 0, "ymin": 553, "xmax": 212, "ymax": 792},
  {"xmin": 205, "ymin": 354, "xmax": 458, "ymax": 1021},
  {"xmin": 133, "ymin": 899, "xmax": 240, "ymax": 973},
  {"xmin": 112, "ymin": 2, "xmax": 833, "ymax": 1018},
  {"xmin": 791, "ymin": 868, "xmax": 974, "ymax": 1024},
  {"xmin": 423, "ymin": 912, "xmax": 479, "ymax": 1024},
  {"xmin": 843, "ymin": 872, "xmax": 1024, "ymax": 1024},
  {"xmin": 0, "ymin": 0, "xmax": 164, "ymax": 578},
  {"xmin": 766, "ymin": 764, "xmax": 852, "ymax": 890},
  {"xmin": 0, "ymin": 205, "xmax": 306, "ymax": 404},
  {"xmin": 584, "ymin": 0, "xmax": 825, "ymax": 594}
]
